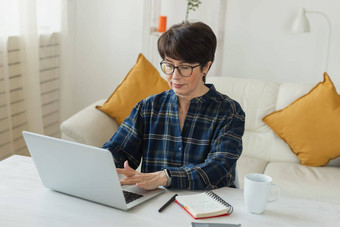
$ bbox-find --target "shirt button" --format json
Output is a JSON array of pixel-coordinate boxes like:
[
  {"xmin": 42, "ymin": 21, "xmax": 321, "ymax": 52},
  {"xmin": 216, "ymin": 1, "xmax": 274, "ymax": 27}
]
[{"xmin": 179, "ymin": 147, "xmax": 182, "ymax": 151}]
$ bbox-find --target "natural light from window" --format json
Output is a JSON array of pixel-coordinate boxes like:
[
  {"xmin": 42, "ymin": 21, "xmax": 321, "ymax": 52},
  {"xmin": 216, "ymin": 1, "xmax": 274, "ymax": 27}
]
[{"xmin": 0, "ymin": 0, "xmax": 61, "ymax": 36}]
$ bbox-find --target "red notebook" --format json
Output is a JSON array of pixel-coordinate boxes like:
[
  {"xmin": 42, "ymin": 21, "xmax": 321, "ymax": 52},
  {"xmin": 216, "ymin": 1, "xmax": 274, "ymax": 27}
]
[{"xmin": 175, "ymin": 191, "xmax": 233, "ymax": 219}]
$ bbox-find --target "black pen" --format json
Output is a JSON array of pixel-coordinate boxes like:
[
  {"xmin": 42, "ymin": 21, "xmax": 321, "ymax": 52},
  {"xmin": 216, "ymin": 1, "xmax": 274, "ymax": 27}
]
[{"xmin": 158, "ymin": 193, "xmax": 178, "ymax": 212}]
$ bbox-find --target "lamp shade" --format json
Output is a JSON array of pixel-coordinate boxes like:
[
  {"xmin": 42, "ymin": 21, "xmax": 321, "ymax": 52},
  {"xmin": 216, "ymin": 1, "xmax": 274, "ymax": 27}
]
[{"xmin": 292, "ymin": 8, "xmax": 311, "ymax": 33}]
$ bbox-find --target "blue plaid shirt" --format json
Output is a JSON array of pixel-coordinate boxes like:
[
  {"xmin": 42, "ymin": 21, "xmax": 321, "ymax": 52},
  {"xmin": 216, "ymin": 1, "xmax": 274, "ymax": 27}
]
[{"xmin": 102, "ymin": 84, "xmax": 245, "ymax": 190}]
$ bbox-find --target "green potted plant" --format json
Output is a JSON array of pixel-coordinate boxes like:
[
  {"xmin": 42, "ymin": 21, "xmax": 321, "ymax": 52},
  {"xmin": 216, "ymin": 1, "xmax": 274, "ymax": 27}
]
[{"xmin": 185, "ymin": 0, "xmax": 202, "ymax": 20}]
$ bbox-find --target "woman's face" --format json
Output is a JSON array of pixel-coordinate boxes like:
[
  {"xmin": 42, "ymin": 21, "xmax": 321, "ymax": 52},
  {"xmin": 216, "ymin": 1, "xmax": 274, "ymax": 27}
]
[{"xmin": 162, "ymin": 57, "xmax": 210, "ymax": 100}]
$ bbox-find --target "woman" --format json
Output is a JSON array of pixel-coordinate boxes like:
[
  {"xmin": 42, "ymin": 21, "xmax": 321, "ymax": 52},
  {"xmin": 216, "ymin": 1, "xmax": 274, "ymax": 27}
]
[{"xmin": 102, "ymin": 21, "xmax": 245, "ymax": 190}]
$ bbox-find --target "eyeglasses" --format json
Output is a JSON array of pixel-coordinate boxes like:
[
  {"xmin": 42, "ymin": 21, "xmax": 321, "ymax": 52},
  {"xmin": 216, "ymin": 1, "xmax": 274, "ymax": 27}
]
[{"xmin": 160, "ymin": 61, "xmax": 200, "ymax": 77}]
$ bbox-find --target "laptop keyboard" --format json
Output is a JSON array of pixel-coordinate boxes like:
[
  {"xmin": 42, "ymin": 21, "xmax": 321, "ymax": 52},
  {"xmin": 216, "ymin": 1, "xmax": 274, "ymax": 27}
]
[{"xmin": 123, "ymin": 190, "xmax": 144, "ymax": 204}]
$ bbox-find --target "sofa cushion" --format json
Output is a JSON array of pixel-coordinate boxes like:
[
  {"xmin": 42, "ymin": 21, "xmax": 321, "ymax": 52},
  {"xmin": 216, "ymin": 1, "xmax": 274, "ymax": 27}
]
[
  {"xmin": 242, "ymin": 130, "xmax": 299, "ymax": 163},
  {"xmin": 60, "ymin": 99, "xmax": 119, "ymax": 147},
  {"xmin": 96, "ymin": 54, "xmax": 170, "ymax": 125},
  {"xmin": 206, "ymin": 76, "xmax": 279, "ymax": 131},
  {"xmin": 275, "ymin": 83, "xmax": 314, "ymax": 111},
  {"xmin": 263, "ymin": 73, "xmax": 340, "ymax": 166},
  {"xmin": 236, "ymin": 155, "xmax": 268, "ymax": 189},
  {"xmin": 264, "ymin": 161, "xmax": 340, "ymax": 204}
]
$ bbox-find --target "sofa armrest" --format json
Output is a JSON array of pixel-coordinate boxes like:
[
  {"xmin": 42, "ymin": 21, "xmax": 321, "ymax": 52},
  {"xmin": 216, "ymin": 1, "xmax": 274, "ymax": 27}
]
[{"xmin": 60, "ymin": 99, "xmax": 119, "ymax": 147}]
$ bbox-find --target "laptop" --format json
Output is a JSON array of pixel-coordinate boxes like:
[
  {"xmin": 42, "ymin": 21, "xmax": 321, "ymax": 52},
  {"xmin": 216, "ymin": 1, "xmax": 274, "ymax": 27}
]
[{"xmin": 22, "ymin": 131, "xmax": 164, "ymax": 210}]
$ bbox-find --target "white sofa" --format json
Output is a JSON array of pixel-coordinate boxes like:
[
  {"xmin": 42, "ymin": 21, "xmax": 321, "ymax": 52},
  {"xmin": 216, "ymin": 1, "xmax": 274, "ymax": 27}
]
[{"xmin": 60, "ymin": 76, "xmax": 340, "ymax": 204}]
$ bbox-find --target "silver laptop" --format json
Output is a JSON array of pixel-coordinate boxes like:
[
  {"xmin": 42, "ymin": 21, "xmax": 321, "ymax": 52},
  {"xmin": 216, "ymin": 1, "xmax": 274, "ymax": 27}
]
[{"xmin": 22, "ymin": 131, "xmax": 164, "ymax": 210}]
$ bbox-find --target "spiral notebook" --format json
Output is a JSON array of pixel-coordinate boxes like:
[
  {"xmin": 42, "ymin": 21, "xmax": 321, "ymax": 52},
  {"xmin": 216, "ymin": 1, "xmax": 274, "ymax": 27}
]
[{"xmin": 175, "ymin": 191, "xmax": 233, "ymax": 219}]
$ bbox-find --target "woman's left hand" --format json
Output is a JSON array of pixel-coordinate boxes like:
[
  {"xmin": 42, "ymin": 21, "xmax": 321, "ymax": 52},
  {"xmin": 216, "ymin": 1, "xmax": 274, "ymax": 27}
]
[{"xmin": 117, "ymin": 161, "xmax": 168, "ymax": 190}]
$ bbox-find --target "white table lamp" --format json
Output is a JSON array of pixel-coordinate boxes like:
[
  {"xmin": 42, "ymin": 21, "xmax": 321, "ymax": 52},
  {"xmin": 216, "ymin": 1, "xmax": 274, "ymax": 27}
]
[{"xmin": 291, "ymin": 8, "xmax": 332, "ymax": 72}]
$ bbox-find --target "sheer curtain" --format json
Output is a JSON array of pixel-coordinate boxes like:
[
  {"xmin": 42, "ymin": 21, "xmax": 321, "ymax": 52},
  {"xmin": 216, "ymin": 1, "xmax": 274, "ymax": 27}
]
[{"xmin": 0, "ymin": 0, "xmax": 64, "ymax": 160}]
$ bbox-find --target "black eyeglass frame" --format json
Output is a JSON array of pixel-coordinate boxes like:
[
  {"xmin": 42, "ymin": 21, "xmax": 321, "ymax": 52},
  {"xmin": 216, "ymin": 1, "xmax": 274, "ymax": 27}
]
[{"xmin": 160, "ymin": 61, "xmax": 201, "ymax": 77}]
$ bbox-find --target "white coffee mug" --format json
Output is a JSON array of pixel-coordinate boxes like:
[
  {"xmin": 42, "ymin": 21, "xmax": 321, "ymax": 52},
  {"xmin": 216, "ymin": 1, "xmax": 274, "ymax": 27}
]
[{"xmin": 244, "ymin": 173, "xmax": 280, "ymax": 214}]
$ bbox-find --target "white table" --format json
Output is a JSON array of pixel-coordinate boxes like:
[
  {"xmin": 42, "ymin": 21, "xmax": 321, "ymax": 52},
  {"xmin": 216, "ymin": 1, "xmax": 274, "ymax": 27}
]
[{"xmin": 1, "ymin": 155, "xmax": 339, "ymax": 227}]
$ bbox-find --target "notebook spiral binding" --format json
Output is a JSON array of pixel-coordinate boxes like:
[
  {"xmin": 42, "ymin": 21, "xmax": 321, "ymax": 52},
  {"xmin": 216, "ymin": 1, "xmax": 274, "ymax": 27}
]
[{"xmin": 205, "ymin": 191, "xmax": 234, "ymax": 214}]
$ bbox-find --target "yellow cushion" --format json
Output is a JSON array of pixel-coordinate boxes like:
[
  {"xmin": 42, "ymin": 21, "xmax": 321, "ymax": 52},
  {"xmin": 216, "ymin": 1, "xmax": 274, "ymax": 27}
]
[
  {"xmin": 96, "ymin": 53, "xmax": 170, "ymax": 125},
  {"xmin": 263, "ymin": 73, "xmax": 340, "ymax": 166}
]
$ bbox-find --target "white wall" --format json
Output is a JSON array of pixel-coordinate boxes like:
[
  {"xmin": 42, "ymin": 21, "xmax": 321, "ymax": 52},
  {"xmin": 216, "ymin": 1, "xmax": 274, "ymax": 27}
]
[
  {"xmin": 223, "ymin": 0, "xmax": 340, "ymax": 85},
  {"xmin": 61, "ymin": 0, "xmax": 340, "ymax": 121},
  {"xmin": 61, "ymin": 0, "xmax": 144, "ymax": 120}
]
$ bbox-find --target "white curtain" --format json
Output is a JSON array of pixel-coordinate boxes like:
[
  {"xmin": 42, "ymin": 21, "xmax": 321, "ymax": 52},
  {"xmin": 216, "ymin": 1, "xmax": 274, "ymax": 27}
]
[{"xmin": 0, "ymin": 0, "xmax": 64, "ymax": 160}]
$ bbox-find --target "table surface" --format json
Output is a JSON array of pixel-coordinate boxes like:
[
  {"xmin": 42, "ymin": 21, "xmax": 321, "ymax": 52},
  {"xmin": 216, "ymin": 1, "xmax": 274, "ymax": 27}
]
[{"xmin": 1, "ymin": 155, "xmax": 339, "ymax": 227}]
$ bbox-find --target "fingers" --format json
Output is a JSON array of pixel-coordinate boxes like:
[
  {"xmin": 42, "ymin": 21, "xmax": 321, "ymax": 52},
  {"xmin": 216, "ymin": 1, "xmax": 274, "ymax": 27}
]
[
  {"xmin": 136, "ymin": 178, "xmax": 159, "ymax": 190},
  {"xmin": 120, "ymin": 176, "xmax": 139, "ymax": 185},
  {"xmin": 120, "ymin": 172, "xmax": 150, "ymax": 187},
  {"xmin": 116, "ymin": 168, "xmax": 125, "ymax": 174},
  {"xmin": 116, "ymin": 162, "xmax": 165, "ymax": 190},
  {"xmin": 124, "ymin": 161, "xmax": 136, "ymax": 174},
  {"xmin": 136, "ymin": 171, "xmax": 165, "ymax": 190},
  {"xmin": 118, "ymin": 160, "xmax": 141, "ymax": 186},
  {"xmin": 117, "ymin": 161, "xmax": 136, "ymax": 177},
  {"xmin": 124, "ymin": 160, "xmax": 133, "ymax": 170},
  {"xmin": 117, "ymin": 167, "xmax": 133, "ymax": 176}
]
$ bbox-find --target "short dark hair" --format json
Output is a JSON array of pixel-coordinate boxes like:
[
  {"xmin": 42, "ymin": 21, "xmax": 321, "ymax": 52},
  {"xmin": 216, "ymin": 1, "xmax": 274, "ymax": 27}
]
[{"xmin": 157, "ymin": 21, "xmax": 217, "ymax": 82}]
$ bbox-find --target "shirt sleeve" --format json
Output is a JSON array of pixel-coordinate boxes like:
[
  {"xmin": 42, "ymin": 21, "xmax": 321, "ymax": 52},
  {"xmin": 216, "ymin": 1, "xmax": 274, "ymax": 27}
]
[
  {"xmin": 102, "ymin": 102, "xmax": 144, "ymax": 170},
  {"xmin": 166, "ymin": 109, "xmax": 245, "ymax": 190}
]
